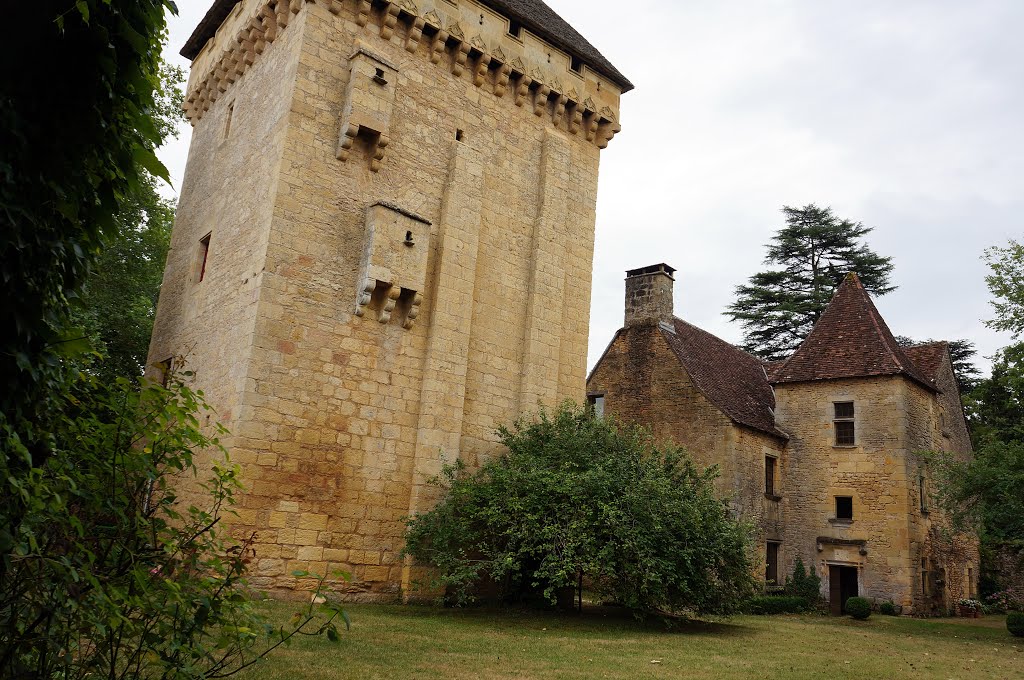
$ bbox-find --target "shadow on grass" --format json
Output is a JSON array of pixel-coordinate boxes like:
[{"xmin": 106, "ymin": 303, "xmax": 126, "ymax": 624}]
[{"xmin": 352, "ymin": 602, "xmax": 756, "ymax": 639}]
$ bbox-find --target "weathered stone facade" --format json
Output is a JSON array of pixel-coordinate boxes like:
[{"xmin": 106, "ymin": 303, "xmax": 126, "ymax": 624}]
[
  {"xmin": 588, "ymin": 267, "xmax": 979, "ymax": 615},
  {"xmin": 149, "ymin": 0, "xmax": 628, "ymax": 600}
]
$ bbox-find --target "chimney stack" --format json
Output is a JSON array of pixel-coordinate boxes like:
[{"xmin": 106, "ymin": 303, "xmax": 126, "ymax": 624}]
[{"xmin": 624, "ymin": 263, "xmax": 675, "ymax": 327}]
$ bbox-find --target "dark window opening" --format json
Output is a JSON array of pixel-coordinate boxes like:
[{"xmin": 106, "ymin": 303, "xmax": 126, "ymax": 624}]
[
  {"xmin": 834, "ymin": 401, "xmax": 855, "ymax": 445},
  {"xmin": 587, "ymin": 393, "xmax": 604, "ymax": 419},
  {"xmin": 835, "ymin": 496, "xmax": 853, "ymax": 521},
  {"xmin": 766, "ymin": 542, "xmax": 780, "ymax": 586},
  {"xmin": 919, "ymin": 474, "xmax": 928, "ymax": 512},
  {"xmin": 570, "ymin": 55, "xmax": 583, "ymax": 74},
  {"xmin": 508, "ymin": 20, "xmax": 522, "ymax": 38},
  {"xmin": 225, "ymin": 102, "xmax": 234, "ymax": 138},
  {"xmin": 455, "ymin": 128, "xmax": 464, "ymax": 142},
  {"xmin": 197, "ymin": 233, "xmax": 211, "ymax": 282},
  {"xmin": 765, "ymin": 456, "xmax": 777, "ymax": 496}
]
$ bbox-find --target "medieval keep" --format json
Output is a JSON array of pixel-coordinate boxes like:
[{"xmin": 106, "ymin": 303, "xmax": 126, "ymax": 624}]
[
  {"xmin": 587, "ymin": 265, "xmax": 980, "ymax": 615},
  {"xmin": 148, "ymin": 0, "xmax": 631, "ymax": 599}
]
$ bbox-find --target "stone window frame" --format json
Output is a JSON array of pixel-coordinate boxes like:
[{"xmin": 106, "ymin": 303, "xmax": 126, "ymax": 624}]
[
  {"xmin": 833, "ymin": 400, "xmax": 856, "ymax": 447},
  {"xmin": 833, "ymin": 495, "xmax": 854, "ymax": 523},
  {"xmin": 764, "ymin": 454, "xmax": 781, "ymax": 501},
  {"xmin": 196, "ymin": 232, "xmax": 212, "ymax": 284}
]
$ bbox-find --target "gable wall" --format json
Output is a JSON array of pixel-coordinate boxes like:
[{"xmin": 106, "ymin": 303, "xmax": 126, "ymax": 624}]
[{"xmin": 586, "ymin": 325, "xmax": 785, "ymax": 548}]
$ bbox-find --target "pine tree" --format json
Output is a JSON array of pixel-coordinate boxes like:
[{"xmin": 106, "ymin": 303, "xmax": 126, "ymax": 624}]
[{"xmin": 727, "ymin": 204, "xmax": 896, "ymax": 360}]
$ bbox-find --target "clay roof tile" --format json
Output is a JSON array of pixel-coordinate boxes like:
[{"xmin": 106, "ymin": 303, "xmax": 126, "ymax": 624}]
[
  {"xmin": 771, "ymin": 273, "xmax": 937, "ymax": 391},
  {"xmin": 661, "ymin": 318, "xmax": 787, "ymax": 440}
]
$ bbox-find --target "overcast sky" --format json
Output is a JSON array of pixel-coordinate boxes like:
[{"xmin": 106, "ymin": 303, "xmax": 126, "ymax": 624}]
[{"xmin": 159, "ymin": 1, "xmax": 1023, "ymax": 374}]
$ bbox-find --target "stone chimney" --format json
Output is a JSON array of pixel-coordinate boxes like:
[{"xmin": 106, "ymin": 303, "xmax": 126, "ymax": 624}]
[{"xmin": 624, "ymin": 263, "xmax": 675, "ymax": 327}]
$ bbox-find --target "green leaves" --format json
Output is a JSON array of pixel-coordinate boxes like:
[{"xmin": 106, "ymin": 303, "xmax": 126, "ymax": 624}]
[
  {"xmin": 726, "ymin": 204, "xmax": 895, "ymax": 361},
  {"xmin": 403, "ymin": 402, "xmax": 756, "ymax": 617},
  {"xmin": 984, "ymin": 239, "xmax": 1024, "ymax": 339}
]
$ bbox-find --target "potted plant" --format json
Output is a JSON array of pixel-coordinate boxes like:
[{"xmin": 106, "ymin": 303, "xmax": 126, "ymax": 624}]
[{"xmin": 957, "ymin": 598, "xmax": 982, "ymax": 618}]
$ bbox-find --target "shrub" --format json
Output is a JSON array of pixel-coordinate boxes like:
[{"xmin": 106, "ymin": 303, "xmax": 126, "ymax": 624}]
[
  {"xmin": 748, "ymin": 596, "xmax": 809, "ymax": 615},
  {"xmin": 404, "ymin": 402, "xmax": 758, "ymax": 616},
  {"xmin": 785, "ymin": 557, "xmax": 822, "ymax": 602},
  {"xmin": 846, "ymin": 597, "xmax": 872, "ymax": 620},
  {"xmin": 879, "ymin": 600, "xmax": 899, "ymax": 616},
  {"xmin": 1008, "ymin": 612, "xmax": 1024, "ymax": 637}
]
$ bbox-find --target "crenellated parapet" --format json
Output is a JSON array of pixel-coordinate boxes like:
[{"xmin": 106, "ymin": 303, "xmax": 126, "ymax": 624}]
[{"xmin": 183, "ymin": 0, "xmax": 622, "ymax": 147}]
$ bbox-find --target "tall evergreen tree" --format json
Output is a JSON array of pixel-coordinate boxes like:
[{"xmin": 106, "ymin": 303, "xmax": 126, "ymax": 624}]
[{"xmin": 726, "ymin": 204, "xmax": 896, "ymax": 360}]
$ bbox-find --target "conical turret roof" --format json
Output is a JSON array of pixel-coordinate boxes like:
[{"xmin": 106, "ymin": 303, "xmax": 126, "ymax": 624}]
[{"xmin": 771, "ymin": 273, "xmax": 936, "ymax": 391}]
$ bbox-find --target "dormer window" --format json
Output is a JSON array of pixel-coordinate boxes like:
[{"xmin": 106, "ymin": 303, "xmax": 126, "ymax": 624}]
[{"xmin": 833, "ymin": 401, "xmax": 855, "ymax": 445}]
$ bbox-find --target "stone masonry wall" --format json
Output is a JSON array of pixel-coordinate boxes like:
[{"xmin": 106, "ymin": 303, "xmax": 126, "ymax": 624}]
[
  {"xmin": 772, "ymin": 375, "xmax": 978, "ymax": 614},
  {"xmin": 152, "ymin": 0, "xmax": 624, "ymax": 600}
]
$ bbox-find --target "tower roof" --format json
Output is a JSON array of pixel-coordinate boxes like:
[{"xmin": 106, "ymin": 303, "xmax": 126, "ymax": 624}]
[
  {"xmin": 181, "ymin": 0, "xmax": 633, "ymax": 92},
  {"xmin": 771, "ymin": 273, "xmax": 937, "ymax": 391}
]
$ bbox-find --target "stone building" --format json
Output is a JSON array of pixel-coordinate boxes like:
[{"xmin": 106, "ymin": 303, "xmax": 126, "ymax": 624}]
[
  {"xmin": 587, "ymin": 265, "xmax": 979, "ymax": 615},
  {"xmin": 148, "ymin": 0, "xmax": 630, "ymax": 600}
]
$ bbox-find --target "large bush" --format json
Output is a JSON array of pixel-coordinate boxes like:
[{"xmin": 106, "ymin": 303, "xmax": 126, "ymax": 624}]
[
  {"xmin": 845, "ymin": 597, "xmax": 872, "ymax": 620},
  {"xmin": 403, "ymin": 403, "xmax": 757, "ymax": 617}
]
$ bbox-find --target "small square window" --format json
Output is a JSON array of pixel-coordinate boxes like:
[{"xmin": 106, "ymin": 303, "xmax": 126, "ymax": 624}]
[
  {"xmin": 507, "ymin": 20, "xmax": 522, "ymax": 39},
  {"xmin": 587, "ymin": 394, "xmax": 604, "ymax": 419},
  {"xmin": 570, "ymin": 55, "xmax": 583, "ymax": 74},
  {"xmin": 835, "ymin": 496, "xmax": 853, "ymax": 520}
]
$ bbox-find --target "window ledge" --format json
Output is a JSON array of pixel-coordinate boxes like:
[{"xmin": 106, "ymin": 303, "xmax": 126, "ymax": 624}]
[
  {"xmin": 828, "ymin": 518, "xmax": 853, "ymax": 526},
  {"xmin": 764, "ymin": 493, "xmax": 782, "ymax": 502},
  {"xmin": 832, "ymin": 445, "xmax": 858, "ymax": 449}
]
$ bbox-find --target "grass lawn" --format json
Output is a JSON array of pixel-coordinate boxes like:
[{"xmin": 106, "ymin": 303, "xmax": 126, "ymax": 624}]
[{"xmin": 233, "ymin": 601, "xmax": 1022, "ymax": 679}]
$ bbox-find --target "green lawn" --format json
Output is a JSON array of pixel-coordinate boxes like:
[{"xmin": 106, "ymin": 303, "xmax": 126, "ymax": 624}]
[{"xmin": 233, "ymin": 602, "xmax": 1022, "ymax": 679}]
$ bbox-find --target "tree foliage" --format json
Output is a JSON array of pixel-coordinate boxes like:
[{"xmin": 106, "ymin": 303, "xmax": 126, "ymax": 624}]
[
  {"xmin": 0, "ymin": 0, "xmax": 173, "ymax": 458},
  {"xmin": 0, "ymin": 368, "xmax": 347, "ymax": 678},
  {"xmin": 403, "ymin": 403, "xmax": 757, "ymax": 617},
  {"xmin": 69, "ymin": 62, "xmax": 184, "ymax": 385},
  {"xmin": 726, "ymin": 204, "xmax": 895, "ymax": 361},
  {"xmin": 984, "ymin": 239, "xmax": 1024, "ymax": 338}
]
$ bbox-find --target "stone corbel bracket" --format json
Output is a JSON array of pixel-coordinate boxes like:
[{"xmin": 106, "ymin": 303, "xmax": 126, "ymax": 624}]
[
  {"xmin": 336, "ymin": 45, "xmax": 399, "ymax": 172},
  {"xmin": 354, "ymin": 202, "xmax": 432, "ymax": 328}
]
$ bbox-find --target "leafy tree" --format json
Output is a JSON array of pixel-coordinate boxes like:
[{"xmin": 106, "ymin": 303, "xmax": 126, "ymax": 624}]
[
  {"xmin": 0, "ymin": 1, "xmax": 175, "ymax": 453},
  {"xmin": 984, "ymin": 239, "xmax": 1024, "ymax": 338},
  {"xmin": 69, "ymin": 62, "xmax": 186, "ymax": 385},
  {"xmin": 0, "ymin": 366, "xmax": 347, "ymax": 678},
  {"xmin": 963, "ymin": 342, "xmax": 1024, "ymax": 448},
  {"xmin": 404, "ymin": 403, "xmax": 757, "ymax": 617},
  {"xmin": 895, "ymin": 336, "xmax": 981, "ymax": 396},
  {"xmin": 726, "ymin": 204, "xmax": 895, "ymax": 361}
]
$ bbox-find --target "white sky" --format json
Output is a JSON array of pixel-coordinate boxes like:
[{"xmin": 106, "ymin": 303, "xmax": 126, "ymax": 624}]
[{"xmin": 159, "ymin": 1, "xmax": 1024, "ymax": 375}]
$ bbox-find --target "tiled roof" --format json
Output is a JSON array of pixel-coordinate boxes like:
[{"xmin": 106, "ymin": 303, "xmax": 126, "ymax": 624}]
[
  {"xmin": 181, "ymin": 0, "xmax": 633, "ymax": 91},
  {"xmin": 902, "ymin": 342, "xmax": 949, "ymax": 384},
  {"xmin": 771, "ymin": 273, "xmax": 937, "ymax": 391},
  {"xmin": 661, "ymin": 318, "xmax": 788, "ymax": 440}
]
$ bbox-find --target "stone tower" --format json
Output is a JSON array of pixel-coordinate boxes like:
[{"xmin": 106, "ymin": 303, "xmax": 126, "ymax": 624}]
[{"xmin": 148, "ymin": 0, "xmax": 631, "ymax": 599}]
